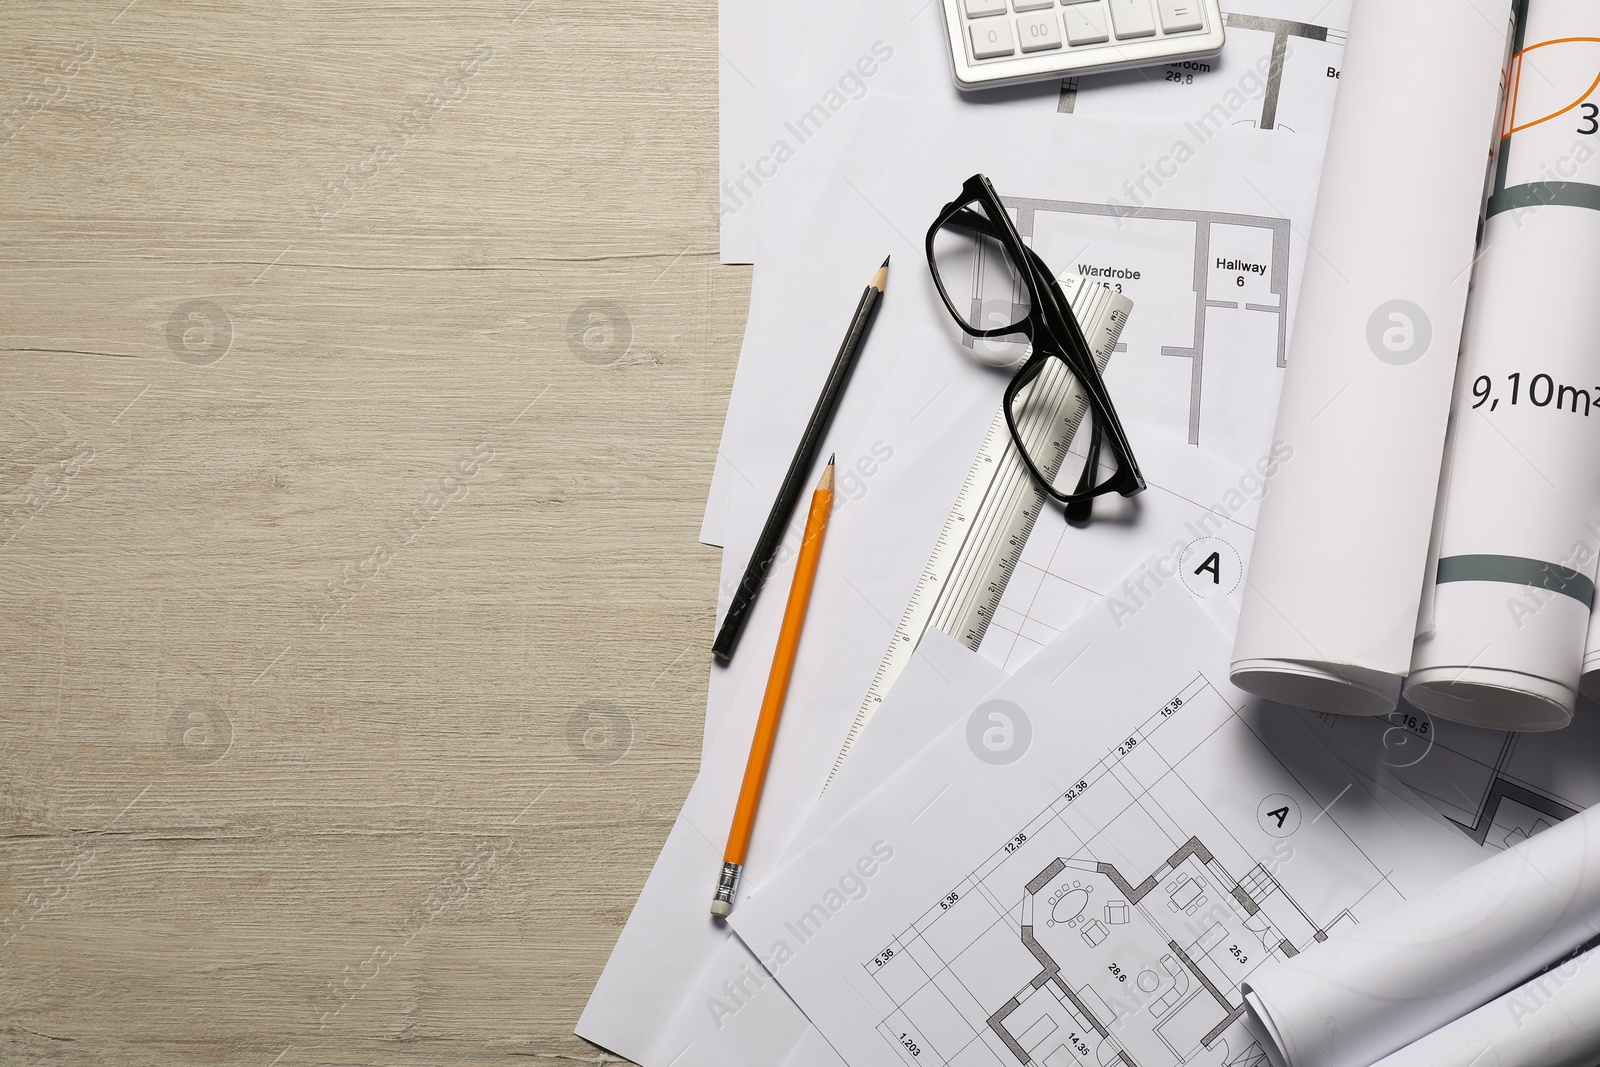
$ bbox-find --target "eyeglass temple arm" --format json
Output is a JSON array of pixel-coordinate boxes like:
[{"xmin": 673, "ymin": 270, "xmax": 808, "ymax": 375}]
[{"xmin": 1013, "ymin": 248, "xmax": 1146, "ymax": 503}]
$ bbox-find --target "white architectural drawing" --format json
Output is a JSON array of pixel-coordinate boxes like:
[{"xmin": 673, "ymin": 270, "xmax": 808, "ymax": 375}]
[
  {"xmin": 861, "ymin": 678, "xmax": 1395, "ymax": 1067},
  {"xmin": 1058, "ymin": 13, "xmax": 1347, "ymax": 137},
  {"xmin": 1314, "ymin": 704, "xmax": 1600, "ymax": 851},
  {"xmin": 1007, "ymin": 196, "xmax": 1290, "ymax": 449}
]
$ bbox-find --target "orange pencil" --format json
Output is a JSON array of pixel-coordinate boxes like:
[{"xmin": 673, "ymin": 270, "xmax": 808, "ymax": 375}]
[{"xmin": 711, "ymin": 458, "xmax": 836, "ymax": 918}]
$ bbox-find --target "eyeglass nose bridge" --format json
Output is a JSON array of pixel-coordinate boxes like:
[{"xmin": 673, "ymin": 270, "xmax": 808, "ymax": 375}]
[
  {"xmin": 961, "ymin": 321, "xmax": 1033, "ymax": 369},
  {"xmin": 957, "ymin": 290, "xmax": 1034, "ymax": 350}
]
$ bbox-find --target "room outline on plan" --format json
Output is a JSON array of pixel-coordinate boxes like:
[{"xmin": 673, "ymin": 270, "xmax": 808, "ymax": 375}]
[
  {"xmin": 1315, "ymin": 706, "xmax": 1586, "ymax": 852},
  {"xmin": 1004, "ymin": 195, "xmax": 1291, "ymax": 449},
  {"xmin": 859, "ymin": 677, "xmax": 1393, "ymax": 1067},
  {"xmin": 1057, "ymin": 13, "xmax": 1348, "ymax": 134},
  {"xmin": 985, "ymin": 832, "xmax": 1320, "ymax": 1067}
]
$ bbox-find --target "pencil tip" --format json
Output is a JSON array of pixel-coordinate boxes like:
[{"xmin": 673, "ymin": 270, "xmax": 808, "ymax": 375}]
[
  {"xmin": 871, "ymin": 258, "xmax": 889, "ymax": 292},
  {"xmin": 819, "ymin": 460, "xmax": 835, "ymax": 492},
  {"xmin": 828, "ymin": 453, "xmax": 836, "ymax": 465}
]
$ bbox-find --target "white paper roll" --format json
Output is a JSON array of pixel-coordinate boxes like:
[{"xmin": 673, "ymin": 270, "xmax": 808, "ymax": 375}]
[
  {"xmin": 1406, "ymin": 0, "xmax": 1600, "ymax": 730},
  {"xmin": 1366, "ymin": 942, "xmax": 1600, "ymax": 1067},
  {"xmin": 1230, "ymin": 0, "xmax": 1516, "ymax": 715},
  {"xmin": 1241, "ymin": 803, "xmax": 1600, "ymax": 1067},
  {"xmin": 1584, "ymin": 617, "xmax": 1600, "ymax": 700}
]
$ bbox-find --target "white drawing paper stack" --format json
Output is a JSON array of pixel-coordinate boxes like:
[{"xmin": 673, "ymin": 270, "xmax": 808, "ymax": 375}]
[
  {"xmin": 1407, "ymin": 0, "xmax": 1600, "ymax": 730},
  {"xmin": 1230, "ymin": 0, "xmax": 1516, "ymax": 715}
]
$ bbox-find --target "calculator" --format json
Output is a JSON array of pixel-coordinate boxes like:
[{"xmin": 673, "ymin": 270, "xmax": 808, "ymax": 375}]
[{"xmin": 942, "ymin": 0, "xmax": 1226, "ymax": 92}]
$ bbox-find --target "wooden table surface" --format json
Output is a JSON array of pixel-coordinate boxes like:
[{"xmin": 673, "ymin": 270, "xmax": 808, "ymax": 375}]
[{"xmin": 1, "ymin": 3, "xmax": 742, "ymax": 1062}]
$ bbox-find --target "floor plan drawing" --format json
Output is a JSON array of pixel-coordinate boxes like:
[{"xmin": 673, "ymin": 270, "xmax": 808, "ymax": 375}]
[
  {"xmin": 1057, "ymin": 12, "xmax": 1346, "ymax": 137},
  {"xmin": 860, "ymin": 678, "xmax": 1396, "ymax": 1067},
  {"xmin": 729, "ymin": 583, "xmax": 1477, "ymax": 1067},
  {"xmin": 1313, "ymin": 705, "xmax": 1600, "ymax": 852},
  {"xmin": 1006, "ymin": 195, "xmax": 1290, "ymax": 450},
  {"xmin": 1217, "ymin": 15, "xmax": 1346, "ymax": 131},
  {"xmin": 990, "ymin": 834, "xmax": 1320, "ymax": 1065}
]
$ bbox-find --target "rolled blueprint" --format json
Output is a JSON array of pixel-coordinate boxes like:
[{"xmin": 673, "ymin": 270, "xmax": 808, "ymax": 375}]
[
  {"xmin": 1367, "ymin": 942, "xmax": 1600, "ymax": 1067},
  {"xmin": 1407, "ymin": 0, "xmax": 1600, "ymax": 730},
  {"xmin": 1230, "ymin": 0, "xmax": 1516, "ymax": 715},
  {"xmin": 1586, "ymin": 616, "xmax": 1600, "ymax": 700},
  {"xmin": 1241, "ymin": 803, "xmax": 1600, "ymax": 1067}
]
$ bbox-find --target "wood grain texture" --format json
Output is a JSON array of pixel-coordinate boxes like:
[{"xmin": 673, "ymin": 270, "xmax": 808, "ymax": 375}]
[{"xmin": 0, "ymin": 2, "xmax": 744, "ymax": 1062}]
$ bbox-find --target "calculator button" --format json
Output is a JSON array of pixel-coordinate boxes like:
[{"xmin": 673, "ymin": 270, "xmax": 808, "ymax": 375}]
[
  {"xmin": 1064, "ymin": 3, "xmax": 1110, "ymax": 44},
  {"xmin": 1015, "ymin": 0, "xmax": 1055, "ymax": 9},
  {"xmin": 970, "ymin": 17, "xmax": 1017, "ymax": 58},
  {"xmin": 1156, "ymin": 0, "xmax": 1205, "ymax": 32},
  {"xmin": 1109, "ymin": 0, "xmax": 1156, "ymax": 38},
  {"xmin": 964, "ymin": 0, "xmax": 1009, "ymax": 17},
  {"xmin": 1017, "ymin": 12, "xmax": 1063, "ymax": 50}
]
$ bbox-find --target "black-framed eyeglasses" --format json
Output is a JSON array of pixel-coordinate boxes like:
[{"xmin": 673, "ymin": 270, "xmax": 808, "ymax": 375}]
[{"xmin": 926, "ymin": 173, "xmax": 1144, "ymax": 522}]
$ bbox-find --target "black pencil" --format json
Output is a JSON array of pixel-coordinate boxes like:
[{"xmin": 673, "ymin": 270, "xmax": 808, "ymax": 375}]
[{"xmin": 712, "ymin": 256, "xmax": 890, "ymax": 663}]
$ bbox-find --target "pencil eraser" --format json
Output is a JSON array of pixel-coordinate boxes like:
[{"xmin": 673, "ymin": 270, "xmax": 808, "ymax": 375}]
[{"xmin": 709, "ymin": 899, "xmax": 732, "ymax": 919}]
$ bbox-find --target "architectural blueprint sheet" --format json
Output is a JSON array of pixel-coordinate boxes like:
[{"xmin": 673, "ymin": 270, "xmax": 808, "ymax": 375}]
[
  {"xmin": 730, "ymin": 583, "xmax": 1484, "ymax": 1067},
  {"xmin": 715, "ymin": 0, "xmax": 1352, "ymax": 267},
  {"xmin": 1057, "ymin": 3, "xmax": 1349, "ymax": 137},
  {"xmin": 705, "ymin": 0, "xmax": 1354, "ymax": 535},
  {"xmin": 1312, "ymin": 699, "xmax": 1600, "ymax": 854}
]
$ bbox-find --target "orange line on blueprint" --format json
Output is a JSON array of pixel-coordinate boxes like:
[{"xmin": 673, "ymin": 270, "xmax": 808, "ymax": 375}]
[
  {"xmin": 1504, "ymin": 53, "xmax": 1524, "ymax": 138},
  {"xmin": 1503, "ymin": 37, "xmax": 1600, "ymax": 137}
]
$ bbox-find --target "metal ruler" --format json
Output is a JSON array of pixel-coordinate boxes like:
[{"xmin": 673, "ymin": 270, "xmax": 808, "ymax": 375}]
[{"xmin": 824, "ymin": 277, "xmax": 1133, "ymax": 786}]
